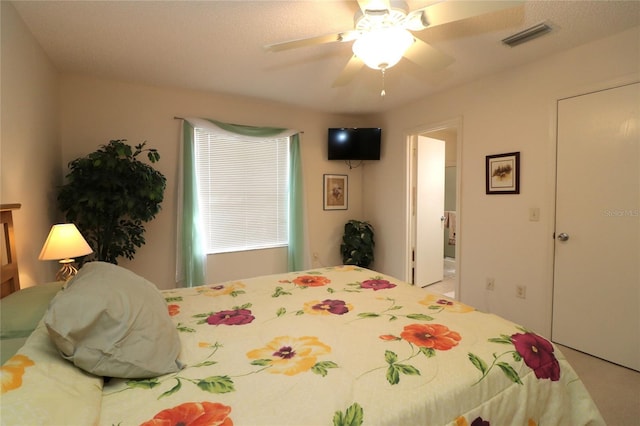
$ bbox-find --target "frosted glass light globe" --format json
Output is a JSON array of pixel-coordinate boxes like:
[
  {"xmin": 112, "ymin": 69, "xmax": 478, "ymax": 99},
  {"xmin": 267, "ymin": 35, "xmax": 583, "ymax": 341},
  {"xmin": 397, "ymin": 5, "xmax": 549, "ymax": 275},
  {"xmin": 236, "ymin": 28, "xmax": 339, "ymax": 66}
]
[{"xmin": 352, "ymin": 27, "xmax": 414, "ymax": 70}]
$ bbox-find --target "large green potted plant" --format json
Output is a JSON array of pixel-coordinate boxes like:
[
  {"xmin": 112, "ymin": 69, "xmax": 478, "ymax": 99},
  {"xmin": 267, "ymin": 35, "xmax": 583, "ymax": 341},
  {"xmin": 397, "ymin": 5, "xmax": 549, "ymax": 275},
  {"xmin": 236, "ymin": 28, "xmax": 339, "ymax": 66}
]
[
  {"xmin": 57, "ymin": 139, "xmax": 166, "ymax": 264},
  {"xmin": 340, "ymin": 220, "xmax": 375, "ymax": 268}
]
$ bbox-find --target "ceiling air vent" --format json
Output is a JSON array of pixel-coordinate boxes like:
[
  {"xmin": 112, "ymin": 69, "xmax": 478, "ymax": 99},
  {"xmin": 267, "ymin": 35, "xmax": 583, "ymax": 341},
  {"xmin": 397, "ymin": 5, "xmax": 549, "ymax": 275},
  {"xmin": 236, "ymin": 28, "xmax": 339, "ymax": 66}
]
[{"xmin": 502, "ymin": 23, "xmax": 552, "ymax": 47}]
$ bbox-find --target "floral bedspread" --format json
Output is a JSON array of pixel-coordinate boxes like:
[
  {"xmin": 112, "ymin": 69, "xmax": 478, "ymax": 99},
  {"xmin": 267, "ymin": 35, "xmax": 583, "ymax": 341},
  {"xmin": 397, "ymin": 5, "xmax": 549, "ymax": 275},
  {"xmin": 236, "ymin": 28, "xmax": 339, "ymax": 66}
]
[{"xmin": 1, "ymin": 266, "xmax": 604, "ymax": 426}]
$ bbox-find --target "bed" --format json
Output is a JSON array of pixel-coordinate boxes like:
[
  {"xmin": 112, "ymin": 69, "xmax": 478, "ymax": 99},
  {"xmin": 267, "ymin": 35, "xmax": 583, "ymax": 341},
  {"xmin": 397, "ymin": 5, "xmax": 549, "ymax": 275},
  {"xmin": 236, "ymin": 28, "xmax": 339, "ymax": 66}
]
[{"xmin": 1, "ymin": 261, "xmax": 604, "ymax": 426}]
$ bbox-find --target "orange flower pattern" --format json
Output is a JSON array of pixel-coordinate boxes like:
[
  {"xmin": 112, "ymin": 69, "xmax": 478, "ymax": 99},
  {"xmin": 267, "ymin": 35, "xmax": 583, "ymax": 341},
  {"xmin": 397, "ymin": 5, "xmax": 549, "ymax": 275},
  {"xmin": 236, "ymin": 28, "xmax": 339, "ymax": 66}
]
[
  {"xmin": 400, "ymin": 323, "xmax": 461, "ymax": 351},
  {"xmin": 379, "ymin": 334, "xmax": 401, "ymax": 341},
  {"xmin": 140, "ymin": 401, "xmax": 233, "ymax": 426},
  {"xmin": 1, "ymin": 354, "xmax": 35, "ymax": 394},
  {"xmin": 168, "ymin": 304, "xmax": 180, "ymax": 317},
  {"xmin": 292, "ymin": 275, "xmax": 331, "ymax": 287}
]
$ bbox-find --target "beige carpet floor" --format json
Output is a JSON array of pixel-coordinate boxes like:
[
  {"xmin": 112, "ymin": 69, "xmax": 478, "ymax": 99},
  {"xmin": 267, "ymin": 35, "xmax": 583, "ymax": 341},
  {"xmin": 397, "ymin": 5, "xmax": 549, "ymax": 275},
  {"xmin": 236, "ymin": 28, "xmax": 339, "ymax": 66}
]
[{"xmin": 558, "ymin": 344, "xmax": 640, "ymax": 425}]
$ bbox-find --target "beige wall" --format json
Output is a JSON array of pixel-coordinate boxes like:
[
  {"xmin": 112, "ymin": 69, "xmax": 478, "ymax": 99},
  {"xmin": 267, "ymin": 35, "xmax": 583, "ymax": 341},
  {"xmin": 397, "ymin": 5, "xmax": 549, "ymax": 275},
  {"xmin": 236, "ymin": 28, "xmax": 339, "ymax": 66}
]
[
  {"xmin": 58, "ymin": 75, "xmax": 368, "ymax": 288},
  {"xmin": 365, "ymin": 26, "xmax": 640, "ymax": 336},
  {"xmin": 4, "ymin": 0, "xmax": 639, "ymax": 339},
  {"xmin": 1, "ymin": 2, "xmax": 60, "ymax": 286}
]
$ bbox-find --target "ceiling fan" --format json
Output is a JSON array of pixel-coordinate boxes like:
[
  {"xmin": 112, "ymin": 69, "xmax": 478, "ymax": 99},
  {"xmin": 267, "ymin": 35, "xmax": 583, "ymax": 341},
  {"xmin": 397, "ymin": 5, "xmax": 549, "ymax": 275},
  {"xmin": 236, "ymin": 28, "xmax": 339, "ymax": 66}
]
[{"xmin": 265, "ymin": 0, "xmax": 524, "ymax": 90}]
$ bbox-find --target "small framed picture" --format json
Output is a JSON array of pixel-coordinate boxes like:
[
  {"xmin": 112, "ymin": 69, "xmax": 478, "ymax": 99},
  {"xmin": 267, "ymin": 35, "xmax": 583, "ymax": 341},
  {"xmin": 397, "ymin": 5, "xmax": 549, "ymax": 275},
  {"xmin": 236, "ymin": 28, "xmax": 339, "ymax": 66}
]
[
  {"xmin": 323, "ymin": 174, "xmax": 348, "ymax": 210},
  {"xmin": 486, "ymin": 152, "xmax": 520, "ymax": 194}
]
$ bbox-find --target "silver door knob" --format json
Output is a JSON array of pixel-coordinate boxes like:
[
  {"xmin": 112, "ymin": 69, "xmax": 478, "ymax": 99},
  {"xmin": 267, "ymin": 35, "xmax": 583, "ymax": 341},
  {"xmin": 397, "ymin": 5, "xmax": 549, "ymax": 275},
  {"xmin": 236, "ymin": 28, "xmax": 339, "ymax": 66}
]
[{"xmin": 557, "ymin": 233, "xmax": 569, "ymax": 241}]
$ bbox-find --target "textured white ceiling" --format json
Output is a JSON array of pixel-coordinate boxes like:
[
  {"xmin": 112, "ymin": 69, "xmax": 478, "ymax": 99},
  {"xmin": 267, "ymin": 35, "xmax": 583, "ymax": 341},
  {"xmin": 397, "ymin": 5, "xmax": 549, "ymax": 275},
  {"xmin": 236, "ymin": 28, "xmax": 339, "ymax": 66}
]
[{"xmin": 11, "ymin": 0, "xmax": 640, "ymax": 114}]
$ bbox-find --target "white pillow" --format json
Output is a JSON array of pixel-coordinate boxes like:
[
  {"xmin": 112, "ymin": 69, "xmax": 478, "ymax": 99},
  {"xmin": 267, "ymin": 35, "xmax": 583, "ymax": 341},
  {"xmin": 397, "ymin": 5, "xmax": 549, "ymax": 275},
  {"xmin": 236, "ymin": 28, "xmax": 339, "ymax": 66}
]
[{"xmin": 44, "ymin": 262, "xmax": 182, "ymax": 378}]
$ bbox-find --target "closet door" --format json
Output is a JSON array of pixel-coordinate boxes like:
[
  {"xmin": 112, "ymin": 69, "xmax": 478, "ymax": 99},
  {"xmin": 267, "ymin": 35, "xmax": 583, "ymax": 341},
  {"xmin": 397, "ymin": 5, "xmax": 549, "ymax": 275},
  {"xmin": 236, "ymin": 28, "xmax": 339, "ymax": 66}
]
[{"xmin": 552, "ymin": 83, "xmax": 639, "ymax": 371}]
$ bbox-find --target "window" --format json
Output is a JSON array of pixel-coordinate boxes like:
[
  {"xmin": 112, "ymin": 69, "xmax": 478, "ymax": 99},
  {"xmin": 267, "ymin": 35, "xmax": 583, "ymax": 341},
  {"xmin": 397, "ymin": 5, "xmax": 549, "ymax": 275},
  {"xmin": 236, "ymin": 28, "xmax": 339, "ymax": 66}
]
[{"xmin": 194, "ymin": 127, "xmax": 289, "ymax": 254}]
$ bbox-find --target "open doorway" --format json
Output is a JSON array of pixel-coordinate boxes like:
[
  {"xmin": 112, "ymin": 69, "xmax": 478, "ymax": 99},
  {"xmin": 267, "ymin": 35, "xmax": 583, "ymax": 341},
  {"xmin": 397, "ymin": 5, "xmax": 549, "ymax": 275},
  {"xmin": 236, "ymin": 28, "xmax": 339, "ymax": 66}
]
[{"xmin": 407, "ymin": 119, "xmax": 461, "ymax": 298}]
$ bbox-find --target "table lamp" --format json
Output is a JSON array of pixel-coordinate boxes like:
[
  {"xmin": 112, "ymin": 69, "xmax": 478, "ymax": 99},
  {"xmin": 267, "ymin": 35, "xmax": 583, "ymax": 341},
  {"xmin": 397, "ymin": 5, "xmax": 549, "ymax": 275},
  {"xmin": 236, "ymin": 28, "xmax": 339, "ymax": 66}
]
[{"xmin": 39, "ymin": 223, "xmax": 93, "ymax": 281}]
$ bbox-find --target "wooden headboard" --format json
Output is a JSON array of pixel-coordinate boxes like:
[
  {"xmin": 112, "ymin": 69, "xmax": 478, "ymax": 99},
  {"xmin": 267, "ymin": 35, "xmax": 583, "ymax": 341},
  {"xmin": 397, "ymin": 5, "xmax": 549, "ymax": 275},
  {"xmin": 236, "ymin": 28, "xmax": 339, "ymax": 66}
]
[{"xmin": 1, "ymin": 204, "xmax": 21, "ymax": 298}]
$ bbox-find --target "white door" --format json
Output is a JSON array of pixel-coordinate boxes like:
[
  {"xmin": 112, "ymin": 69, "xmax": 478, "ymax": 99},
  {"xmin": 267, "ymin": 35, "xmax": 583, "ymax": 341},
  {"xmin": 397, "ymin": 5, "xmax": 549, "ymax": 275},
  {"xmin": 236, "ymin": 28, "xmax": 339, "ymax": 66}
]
[
  {"xmin": 552, "ymin": 82, "xmax": 639, "ymax": 371},
  {"xmin": 415, "ymin": 136, "xmax": 445, "ymax": 286}
]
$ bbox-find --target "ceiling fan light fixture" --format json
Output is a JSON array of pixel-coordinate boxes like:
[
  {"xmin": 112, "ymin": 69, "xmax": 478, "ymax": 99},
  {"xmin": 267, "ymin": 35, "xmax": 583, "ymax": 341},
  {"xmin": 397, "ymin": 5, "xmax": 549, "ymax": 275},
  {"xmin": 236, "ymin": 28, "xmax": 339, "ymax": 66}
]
[
  {"xmin": 352, "ymin": 27, "xmax": 414, "ymax": 70},
  {"xmin": 405, "ymin": 10, "xmax": 429, "ymax": 31}
]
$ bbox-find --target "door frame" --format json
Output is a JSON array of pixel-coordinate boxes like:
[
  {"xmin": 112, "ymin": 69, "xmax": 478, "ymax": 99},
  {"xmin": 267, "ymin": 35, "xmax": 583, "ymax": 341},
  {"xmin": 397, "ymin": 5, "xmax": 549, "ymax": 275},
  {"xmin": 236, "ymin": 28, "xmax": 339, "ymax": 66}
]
[{"xmin": 405, "ymin": 117, "xmax": 463, "ymax": 297}]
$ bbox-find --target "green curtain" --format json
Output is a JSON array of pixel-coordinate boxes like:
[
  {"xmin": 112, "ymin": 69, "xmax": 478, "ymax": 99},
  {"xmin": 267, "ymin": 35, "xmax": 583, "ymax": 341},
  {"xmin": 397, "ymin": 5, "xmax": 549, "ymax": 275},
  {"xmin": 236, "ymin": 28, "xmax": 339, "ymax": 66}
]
[
  {"xmin": 178, "ymin": 118, "xmax": 306, "ymax": 287},
  {"xmin": 288, "ymin": 134, "xmax": 305, "ymax": 271},
  {"xmin": 203, "ymin": 119, "xmax": 287, "ymax": 138},
  {"xmin": 178, "ymin": 121, "xmax": 206, "ymax": 287}
]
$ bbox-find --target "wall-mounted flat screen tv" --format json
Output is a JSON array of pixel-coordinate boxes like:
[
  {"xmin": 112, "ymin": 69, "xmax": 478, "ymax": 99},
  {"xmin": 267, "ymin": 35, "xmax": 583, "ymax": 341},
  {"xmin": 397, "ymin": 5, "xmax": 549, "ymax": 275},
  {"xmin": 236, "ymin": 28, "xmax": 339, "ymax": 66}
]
[{"xmin": 328, "ymin": 128, "xmax": 382, "ymax": 161}]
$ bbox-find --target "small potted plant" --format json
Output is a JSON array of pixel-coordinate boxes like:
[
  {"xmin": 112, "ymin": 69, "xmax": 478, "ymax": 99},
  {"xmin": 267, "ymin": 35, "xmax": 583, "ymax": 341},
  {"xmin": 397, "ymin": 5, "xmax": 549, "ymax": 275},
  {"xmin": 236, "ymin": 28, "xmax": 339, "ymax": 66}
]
[{"xmin": 340, "ymin": 220, "xmax": 375, "ymax": 268}]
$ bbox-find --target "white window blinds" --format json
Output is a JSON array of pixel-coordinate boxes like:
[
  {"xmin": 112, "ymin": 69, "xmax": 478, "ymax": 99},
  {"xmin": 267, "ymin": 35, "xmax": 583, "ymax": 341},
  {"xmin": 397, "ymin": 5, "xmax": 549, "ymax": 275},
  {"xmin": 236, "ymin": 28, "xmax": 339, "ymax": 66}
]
[{"xmin": 194, "ymin": 127, "xmax": 289, "ymax": 254}]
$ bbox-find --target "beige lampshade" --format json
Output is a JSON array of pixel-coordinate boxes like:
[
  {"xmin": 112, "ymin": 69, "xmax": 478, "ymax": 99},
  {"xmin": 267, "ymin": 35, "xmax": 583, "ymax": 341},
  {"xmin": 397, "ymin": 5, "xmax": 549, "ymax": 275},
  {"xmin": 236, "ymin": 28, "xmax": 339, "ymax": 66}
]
[{"xmin": 39, "ymin": 223, "xmax": 93, "ymax": 261}]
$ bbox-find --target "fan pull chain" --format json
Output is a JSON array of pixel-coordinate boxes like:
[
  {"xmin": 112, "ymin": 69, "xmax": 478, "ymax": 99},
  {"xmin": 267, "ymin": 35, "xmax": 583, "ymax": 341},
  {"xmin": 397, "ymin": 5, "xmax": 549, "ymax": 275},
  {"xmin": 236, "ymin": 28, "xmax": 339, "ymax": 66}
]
[{"xmin": 380, "ymin": 68, "xmax": 386, "ymax": 97}]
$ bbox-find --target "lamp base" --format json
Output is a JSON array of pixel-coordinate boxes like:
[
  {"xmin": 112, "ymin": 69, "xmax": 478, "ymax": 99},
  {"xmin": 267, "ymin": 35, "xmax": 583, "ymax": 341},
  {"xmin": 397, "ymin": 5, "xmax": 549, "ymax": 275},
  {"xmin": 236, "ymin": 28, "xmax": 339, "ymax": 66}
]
[{"xmin": 56, "ymin": 259, "xmax": 78, "ymax": 282}]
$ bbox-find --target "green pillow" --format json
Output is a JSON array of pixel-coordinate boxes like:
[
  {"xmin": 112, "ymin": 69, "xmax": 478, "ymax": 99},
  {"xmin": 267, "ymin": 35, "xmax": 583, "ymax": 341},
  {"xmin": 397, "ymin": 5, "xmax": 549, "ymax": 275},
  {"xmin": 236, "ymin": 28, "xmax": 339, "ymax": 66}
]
[
  {"xmin": 44, "ymin": 262, "xmax": 182, "ymax": 379},
  {"xmin": 0, "ymin": 281, "xmax": 63, "ymax": 339}
]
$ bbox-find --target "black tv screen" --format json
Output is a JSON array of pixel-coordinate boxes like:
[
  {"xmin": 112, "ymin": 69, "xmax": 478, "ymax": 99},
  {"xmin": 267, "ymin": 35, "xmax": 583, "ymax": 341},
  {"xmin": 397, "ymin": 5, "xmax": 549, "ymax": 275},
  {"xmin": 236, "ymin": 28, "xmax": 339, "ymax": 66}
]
[{"xmin": 328, "ymin": 128, "xmax": 381, "ymax": 161}]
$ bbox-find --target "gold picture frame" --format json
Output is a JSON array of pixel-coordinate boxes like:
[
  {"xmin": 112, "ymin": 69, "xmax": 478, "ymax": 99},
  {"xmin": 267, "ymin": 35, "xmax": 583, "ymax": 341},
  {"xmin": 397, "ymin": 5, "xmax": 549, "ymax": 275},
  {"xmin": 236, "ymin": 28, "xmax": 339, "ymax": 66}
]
[{"xmin": 323, "ymin": 174, "xmax": 348, "ymax": 210}]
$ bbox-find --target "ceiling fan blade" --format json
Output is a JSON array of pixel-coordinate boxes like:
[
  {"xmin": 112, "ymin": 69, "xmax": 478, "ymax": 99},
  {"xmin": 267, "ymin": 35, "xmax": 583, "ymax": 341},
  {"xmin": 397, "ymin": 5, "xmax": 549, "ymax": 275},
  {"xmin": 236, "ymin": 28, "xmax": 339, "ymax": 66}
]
[
  {"xmin": 265, "ymin": 31, "xmax": 356, "ymax": 52},
  {"xmin": 332, "ymin": 55, "xmax": 365, "ymax": 87},
  {"xmin": 403, "ymin": 38, "xmax": 454, "ymax": 71},
  {"xmin": 422, "ymin": 0, "xmax": 524, "ymax": 29},
  {"xmin": 357, "ymin": 0, "xmax": 391, "ymax": 15}
]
